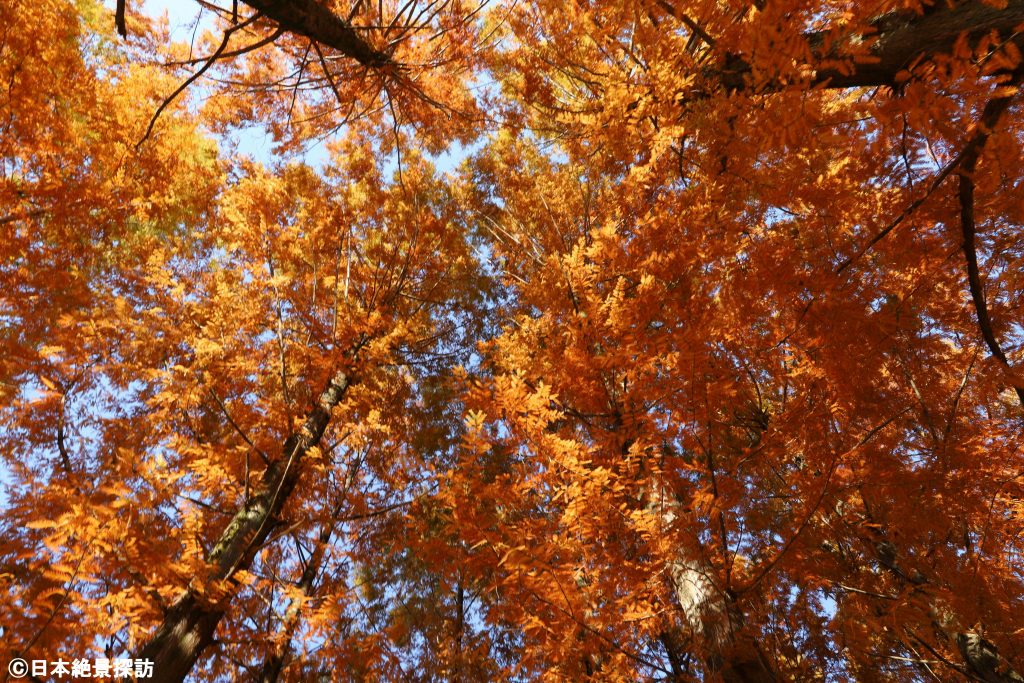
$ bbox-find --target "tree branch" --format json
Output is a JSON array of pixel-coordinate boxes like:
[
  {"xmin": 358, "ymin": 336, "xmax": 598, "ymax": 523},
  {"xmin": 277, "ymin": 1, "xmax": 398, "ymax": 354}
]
[
  {"xmin": 703, "ymin": 1, "xmax": 1024, "ymax": 93},
  {"xmin": 239, "ymin": 0, "xmax": 392, "ymax": 67},
  {"xmin": 811, "ymin": 1, "xmax": 1024, "ymax": 89},
  {"xmin": 956, "ymin": 67, "xmax": 1024, "ymax": 405}
]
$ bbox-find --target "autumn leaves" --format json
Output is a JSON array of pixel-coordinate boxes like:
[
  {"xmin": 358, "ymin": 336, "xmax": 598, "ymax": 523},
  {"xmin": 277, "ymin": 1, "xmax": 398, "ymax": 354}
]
[{"xmin": 3, "ymin": 0, "xmax": 1024, "ymax": 680}]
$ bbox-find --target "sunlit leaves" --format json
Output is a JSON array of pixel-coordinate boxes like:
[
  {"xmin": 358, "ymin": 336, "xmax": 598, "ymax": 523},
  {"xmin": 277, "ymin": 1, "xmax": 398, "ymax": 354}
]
[{"xmin": 4, "ymin": 0, "xmax": 1024, "ymax": 680}]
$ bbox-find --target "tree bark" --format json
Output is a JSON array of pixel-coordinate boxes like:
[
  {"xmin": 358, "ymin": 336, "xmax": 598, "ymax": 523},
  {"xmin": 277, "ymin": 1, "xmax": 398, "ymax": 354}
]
[
  {"xmin": 697, "ymin": 1, "xmax": 1024, "ymax": 93},
  {"xmin": 667, "ymin": 555, "xmax": 777, "ymax": 683},
  {"xmin": 240, "ymin": 0, "xmax": 392, "ymax": 67},
  {"xmin": 651, "ymin": 488, "xmax": 777, "ymax": 682},
  {"xmin": 136, "ymin": 367, "xmax": 353, "ymax": 683},
  {"xmin": 956, "ymin": 631, "xmax": 1024, "ymax": 683}
]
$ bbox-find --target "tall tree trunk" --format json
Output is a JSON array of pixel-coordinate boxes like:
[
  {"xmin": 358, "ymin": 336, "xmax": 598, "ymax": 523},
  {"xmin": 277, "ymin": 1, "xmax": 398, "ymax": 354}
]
[
  {"xmin": 453, "ymin": 574, "xmax": 465, "ymax": 682},
  {"xmin": 955, "ymin": 631, "xmax": 1024, "ymax": 683},
  {"xmin": 650, "ymin": 487, "xmax": 777, "ymax": 682},
  {"xmin": 871, "ymin": 537, "xmax": 1024, "ymax": 683},
  {"xmin": 137, "ymin": 368, "xmax": 353, "ymax": 683},
  {"xmin": 668, "ymin": 556, "xmax": 776, "ymax": 683}
]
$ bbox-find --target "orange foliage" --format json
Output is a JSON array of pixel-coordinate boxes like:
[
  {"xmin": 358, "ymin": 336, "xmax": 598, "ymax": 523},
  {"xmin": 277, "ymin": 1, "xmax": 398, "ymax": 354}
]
[{"xmin": 2, "ymin": 0, "xmax": 1023, "ymax": 680}]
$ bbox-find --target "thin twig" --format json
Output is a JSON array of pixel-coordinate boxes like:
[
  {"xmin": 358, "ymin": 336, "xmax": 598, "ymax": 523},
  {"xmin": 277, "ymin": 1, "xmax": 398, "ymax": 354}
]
[
  {"xmin": 835, "ymin": 157, "xmax": 961, "ymax": 274},
  {"xmin": 162, "ymin": 27, "xmax": 283, "ymax": 66},
  {"xmin": 137, "ymin": 14, "xmax": 260, "ymax": 148},
  {"xmin": 208, "ymin": 388, "xmax": 271, "ymax": 465}
]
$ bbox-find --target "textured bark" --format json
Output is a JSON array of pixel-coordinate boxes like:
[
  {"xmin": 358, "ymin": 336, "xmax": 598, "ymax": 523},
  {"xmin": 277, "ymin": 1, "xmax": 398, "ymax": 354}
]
[
  {"xmin": 240, "ymin": 0, "xmax": 391, "ymax": 67},
  {"xmin": 132, "ymin": 595, "xmax": 223, "ymax": 683},
  {"xmin": 706, "ymin": 1, "xmax": 1024, "ymax": 92},
  {"xmin": 137, "ymin": 368, "xmax": 353, "ymax": 683},
  {"xmin": 652, "ymin": 488, "xmax": 777, "ymax": 682},
  {"xmin": 956, "ymin": 631, "xmax": 1024, "ymax": 683},
  {"xmin": 668, "ymin": 559, "xmax": 777, "ymax": 683}
]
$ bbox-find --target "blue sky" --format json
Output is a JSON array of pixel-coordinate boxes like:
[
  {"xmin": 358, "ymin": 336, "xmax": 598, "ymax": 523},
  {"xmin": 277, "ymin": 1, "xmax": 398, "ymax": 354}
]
[
  {"xmin": 0, "ymin": 0, "xmax": 480, "ymax": 506},
  {"xmin": 127, "ymin": 0, "xmax": 318, "ymax": 164},
  {"xmin": 121, "ymin": 0, "xmax": 478, "ymax": 171}
]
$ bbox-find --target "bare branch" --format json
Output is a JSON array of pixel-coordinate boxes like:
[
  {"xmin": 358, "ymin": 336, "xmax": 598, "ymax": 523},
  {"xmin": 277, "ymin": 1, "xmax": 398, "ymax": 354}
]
[
  {"xmin": 137, "ymin": 13, "xmax": 262, "ymax": 148},
  {"xmin": 956, "ymin": 67, "xmax": 1024, "ymax": 405}
]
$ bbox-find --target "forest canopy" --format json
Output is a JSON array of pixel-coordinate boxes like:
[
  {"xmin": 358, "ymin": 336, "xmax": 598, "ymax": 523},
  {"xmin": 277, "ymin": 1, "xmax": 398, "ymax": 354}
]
[{"xmin": 2, "ymin": 0, "xmax": 1023, "ymax": 680}]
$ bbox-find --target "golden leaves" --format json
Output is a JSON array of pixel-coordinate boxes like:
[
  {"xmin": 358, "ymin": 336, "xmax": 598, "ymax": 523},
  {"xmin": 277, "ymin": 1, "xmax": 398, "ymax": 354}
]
[{"xmin": 3, "ymin": 0, "xmax": 1024, "ymax": 679}]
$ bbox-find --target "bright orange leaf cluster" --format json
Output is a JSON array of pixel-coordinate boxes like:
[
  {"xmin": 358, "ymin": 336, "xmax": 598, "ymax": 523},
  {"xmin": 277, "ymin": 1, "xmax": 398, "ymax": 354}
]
[{"xmin": 2, "ymin": 0, "xmax": 1023, "ymax": 681}]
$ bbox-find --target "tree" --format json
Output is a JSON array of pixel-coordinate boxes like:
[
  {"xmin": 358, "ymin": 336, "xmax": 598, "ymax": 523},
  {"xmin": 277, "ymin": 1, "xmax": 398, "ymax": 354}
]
[{"xmin": 2, "ymin": 0, "xmax": 1023, "ymax": 681}]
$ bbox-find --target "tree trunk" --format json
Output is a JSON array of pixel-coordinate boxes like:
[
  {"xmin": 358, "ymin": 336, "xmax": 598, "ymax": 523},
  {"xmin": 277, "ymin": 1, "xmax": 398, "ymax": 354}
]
[
  {"xmin": 137, "ymin": 368, "xmax": 353, "ymax": 683},
  {"xmin": 956, "ymin": 631, "xmax": 1024, "ymax": 683},
  {"xmin": 651, "ymin": 487, "xmax": 777, "ymax": 682},
  {"xmin": 668, "ymin": 558, "xmax": 777, "ymax": 683},
  {"xmin": 871, "ymin": 532, "xmax": 1024, "ymax": 683},
  {"xmin": 240, "ymin": 0, "xmax": 391, "ymax": 67}
]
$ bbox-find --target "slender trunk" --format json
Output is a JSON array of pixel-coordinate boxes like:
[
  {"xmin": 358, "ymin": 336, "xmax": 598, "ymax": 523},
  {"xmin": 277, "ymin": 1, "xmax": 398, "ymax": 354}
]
[
  {"xmin": 659, "ymin": 629, "xmax": 688, "ymax": 682},
  {"xmin": 667, "ymin": 558, "xmax": 776, "ymax": 683},
  {"xmin": 453, "ymin": 575, "xmax": 465, "ymax": 682},
  {"xmin": 137, "ymin": 368, "xmax": 353, "ymax": 683},
  {"xmin": 650, "ymin": 487, "xmax": 777, "ymax": 682},
  {"xmin": 873, "ymin": 538, "xmax": 1023, "ymax": 683}
]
